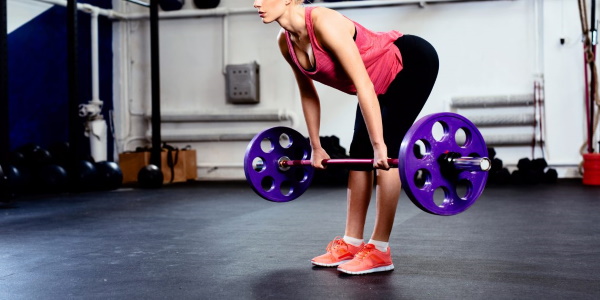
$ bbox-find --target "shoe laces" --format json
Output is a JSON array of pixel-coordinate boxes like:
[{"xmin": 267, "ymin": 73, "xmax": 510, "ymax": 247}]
[
  {"xmin": 354, "ymin": 244, "xmax": 376, "ymax": 261},
  {"xmin": 326, "ymin": 236, "xmax": 346, "ymax": 253}
]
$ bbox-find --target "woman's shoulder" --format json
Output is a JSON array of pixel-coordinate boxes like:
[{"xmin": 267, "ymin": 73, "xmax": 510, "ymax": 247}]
[
  {"xmin": 310, "ymin": 7, "xmax": 354, "ymax": 37},
  {"xmin": 310, "ymin": 6, "xmax": 343, "ymax": 20}
]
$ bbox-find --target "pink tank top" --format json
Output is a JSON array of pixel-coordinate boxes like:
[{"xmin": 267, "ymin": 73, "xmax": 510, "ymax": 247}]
[{"xmin": 285, "ymin": 7, "xmax": 403, "ymax": 95}]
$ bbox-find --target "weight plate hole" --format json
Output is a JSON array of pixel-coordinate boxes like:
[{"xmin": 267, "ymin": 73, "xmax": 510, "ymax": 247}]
[
  {"xmin": 414, "ymin": 169, "xmax": 430, "ymax": 188},
  {"xmin": 413, "ymin": 139, "xmax": 430, "ymax": 159},
  {"xmin": 280, "ymin": 181, "xmax": 293, "ymax": 196},
  {"xmin": 455, "ymin": 127, "xmax": 470, "ymax": 148},
  {"xmin": 261, "ymin": 176, "xmax": 274, "ymax": 192},
  {"xmin": 261, "ymin": 138, "xmax": 273, "ymax": 153},
  {"xmin": 292, "ymin": 168, "xmax": 308, "ymax": 183},
  {"xmin": 279, "ymin": 133, "xmax": 292, "ymax": 149},
  {"xmin": 456, "ymin": 180, "xmax": 472, "ymax": 200},
  {"xmin": 432, "ymin": 121, "xmax": 448, "ymax": 142},
  {"xmin": 252, "ymin": 157, "xmax": 266, "ymax": 172},
  {"xmin": 433, "ymin": 187, "xmax": 449, "ymax": 208}
]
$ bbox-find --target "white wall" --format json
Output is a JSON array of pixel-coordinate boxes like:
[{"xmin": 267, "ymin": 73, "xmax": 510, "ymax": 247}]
[
  {"xmin": 111, "ymin": 0, "xmax": 595, "ymax": 180},
  {"xmin": 543, "ymin": 0, "xmax": 589, "ymax": 176}
]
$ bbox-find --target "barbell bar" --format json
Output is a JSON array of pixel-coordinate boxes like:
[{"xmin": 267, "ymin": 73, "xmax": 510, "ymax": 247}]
[
  {"xmin": 278, "ymin": 157, "xmax": 491, "ymax": 172},
  {"xmin": 244, "ymin": 112, "xmax": 490, "ymax": 216}
]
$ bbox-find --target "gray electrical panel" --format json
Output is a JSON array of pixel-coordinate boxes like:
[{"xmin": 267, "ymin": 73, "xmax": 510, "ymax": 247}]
[{"xmin": 225, "ymin": 61, "xmax": 260, "ymax": 104}]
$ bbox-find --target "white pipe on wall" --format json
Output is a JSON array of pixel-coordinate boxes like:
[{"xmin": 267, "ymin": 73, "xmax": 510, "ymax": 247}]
[
  {"xmin": 466, "ymin": 113, "xmax": 536, "ymax": 127},
  {"xmin": 87, "ymin": 8, "xmax": 108, "ymax": 162},
  {"xmin": 157, "ymin": 109, "xmax": 297, "ymax": 122},
  {"xmin": 121, "ymin": 0, "xmax": 510, "ymax": 20},
  {"xmin": 484, "ymin": 134, "xmax": 542, "ymax": 146},
  {"xmin": 451, "ymin": 94, "xmax": 535, "ymax": 108},
  {"xmin": 222, "ymin": 15, "xmax": 228, "ymax": 75}
]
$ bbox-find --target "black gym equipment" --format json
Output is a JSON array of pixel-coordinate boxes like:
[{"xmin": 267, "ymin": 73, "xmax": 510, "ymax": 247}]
[
  {"xmin": 2, "ymin": 163, "xmax": 29, "ymax": 194},
  {"xmin": 122, "ymin": 0, "xmax": 164, "ymax": 188},
  {"xmin": 138, "ymin": 164, "xmax": 164, "ymax": 188},
  {"xmin": 487, "ymin": 147, "xmax": 496, "ymax": 160},
  {"xmin": 1, "ymin": 1, "xmax": 119, "ymax": 198},
  {"xmin": 531, "ymin": 158, "xmax": 548, "ymax": 171},
  {"xmin": 544, "ymin": 168, "xmax": 558, "ymax": 184},
  {"xmin": 36, "ymin": 164, "xmax": 69, "ymax": 193},
  {"xmin": 194, "ymin": 0, "xmax": 220, "ymax": 9},
  {"xmin": 0, "ymin": 0, "xmax": 8, "ymax": 165},
  {"xmin": 491, "ymin": 158, "xmax": 503, "ymax": 171},
  {"xmin": 148, "ymin": 0, "xmax": 163, "ymax": 188},
  {"xmin": 512, "ymin": 158, "xmax": 538, "ymax": 185},
  {"xmin": 484, "ymin": 149, "xmax": 558, "ymax": 186},
  {"xmin": 0, "ymin": 164, "xmax": 8, "ymax": 202},
  {"xmin": 16, "ymin": 144, "xmax": 53, "ymax": 168},
  {"xmin": 160, "ymin": 0, "xmax": 185, "ymax": 11},
  {"xmin": 95, "ymin": 161, "xmax": 123, "ymax": 191},
  {"xmin": 67, "ymin": 0, "xmax": 81, "ymax": 175},
  {"xmin": 493, "ymin": 168, "xmax": 511, "ymax": 185},
  {"xmin": 8, "ymin": 151, "xmax": 25, "ymax": 167},
  {"xmin": 516, "ymin": 157, "xmax": 532, "ymax": 172},
  {"xmin": 486, "ymin": 153, "xmax": 510, "ymax": 186},
  {"xmin": 48, "ymin": 141, "xmax": 71, "ymax": 168},
  {"xmin": 121, "ymin": 0, "xmax": 164, "ymax": 188},
  {"xmin": 68, "ymin": 159, "xmax": 98, "ymax": 192},
  {"xmin": 511, "ymin": 157, "xmax": 557, "ymax": 185}
]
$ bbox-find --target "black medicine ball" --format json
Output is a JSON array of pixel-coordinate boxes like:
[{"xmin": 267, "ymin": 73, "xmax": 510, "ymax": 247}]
[
  {"xmin": 160, "ymin": 0, "xmax": 185, "ymax": 11},
  {"xmin": 194, "ymin": 0, "xmax": 220, "ymax": 9}
]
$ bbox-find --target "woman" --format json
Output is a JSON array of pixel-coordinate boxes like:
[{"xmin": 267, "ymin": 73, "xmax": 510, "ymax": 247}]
[{"xmin": 253, "ymin": 0, "xmax": 439, "ymax": 275}]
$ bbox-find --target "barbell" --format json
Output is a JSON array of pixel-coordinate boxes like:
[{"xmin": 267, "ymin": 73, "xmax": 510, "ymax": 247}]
[{"xmin": 244, "ymin": 112, "xmax": 490, "ymax": 216}]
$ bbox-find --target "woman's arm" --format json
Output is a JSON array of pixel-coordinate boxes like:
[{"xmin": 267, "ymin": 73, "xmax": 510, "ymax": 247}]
[
  {"xmin": 277, "ymin": 29, "xmax": 330, "ymax": 169},
  {"xmin": 312, "ymin": 9, "xmax": 390, "ymax": 170}
]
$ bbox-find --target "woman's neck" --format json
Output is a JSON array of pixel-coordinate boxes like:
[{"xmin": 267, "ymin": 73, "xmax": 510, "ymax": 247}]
[{"xmin": 277, "ymin": 5, "xmax": 306, "ymax": 37}]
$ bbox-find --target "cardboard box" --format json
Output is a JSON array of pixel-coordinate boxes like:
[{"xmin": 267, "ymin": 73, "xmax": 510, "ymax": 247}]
[{"xmin": 119, "ymin": 149, "xmax": 197, "ymax": 184}]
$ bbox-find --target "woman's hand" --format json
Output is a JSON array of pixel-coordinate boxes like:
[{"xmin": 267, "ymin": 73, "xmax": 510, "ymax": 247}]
[
  {"xmin": 373, "ymin": 144, "xmax": 390, "ymax": 170},
  {"xmin": 311, "ymin": 147, "xmax": 331, "ymax": 169}
]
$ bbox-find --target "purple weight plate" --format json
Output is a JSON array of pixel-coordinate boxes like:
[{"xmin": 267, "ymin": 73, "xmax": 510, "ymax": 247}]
[
  {"xmin": 398, "ymin": 113, "xmax": 488, "ymax": 216},
  {"xmin": 244, "ymin": 127, "xmax": 314, "ymax": 202}
]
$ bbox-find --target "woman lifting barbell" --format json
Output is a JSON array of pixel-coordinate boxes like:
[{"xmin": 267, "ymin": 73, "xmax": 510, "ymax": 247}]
[{"xmin": 253, "ymin": 0, "xmax": 439, "ymax": 274}]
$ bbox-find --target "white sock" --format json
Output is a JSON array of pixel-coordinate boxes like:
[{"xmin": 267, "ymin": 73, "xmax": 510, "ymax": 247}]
[
  {"xmin": 343, "ymin": 235, "xmax": 364, "ymax": 247},
  {"xmin": 368, "ymin": 239, "xmax": 389, "ymax": 252}
]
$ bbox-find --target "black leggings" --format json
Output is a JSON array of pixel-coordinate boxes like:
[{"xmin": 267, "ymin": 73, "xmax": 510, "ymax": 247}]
[{"xmin": 348, "ymin": 34, "xmax": 439, "ymax": 170}]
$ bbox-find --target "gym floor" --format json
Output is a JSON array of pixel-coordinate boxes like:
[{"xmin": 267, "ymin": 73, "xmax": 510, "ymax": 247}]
[{"xmin": 1, "ymin": 180, "xmax": 599, "ymax": 299}]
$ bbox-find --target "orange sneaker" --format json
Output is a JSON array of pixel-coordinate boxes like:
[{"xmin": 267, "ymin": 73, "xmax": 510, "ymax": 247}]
[
  {"xmin": 311, "ymin": 237, "xmax": 364, "ymax": 267},
  {"xmin": 337, "ymin": 244, "xmax": 394, "ymax": 275}
]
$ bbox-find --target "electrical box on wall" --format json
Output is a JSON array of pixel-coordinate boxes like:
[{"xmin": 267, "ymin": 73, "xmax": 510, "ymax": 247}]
[{"xmin": 225, "ymin": 61, "xmax": 260, "ymax": 104}]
